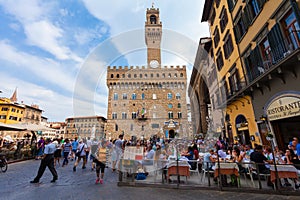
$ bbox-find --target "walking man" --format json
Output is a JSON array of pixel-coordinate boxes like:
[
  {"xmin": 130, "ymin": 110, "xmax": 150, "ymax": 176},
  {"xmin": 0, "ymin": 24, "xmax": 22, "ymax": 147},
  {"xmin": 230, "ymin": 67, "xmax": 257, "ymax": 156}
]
[
  {"xmin": 30, "ymin": 138, "xmax": 58, "ymax": 183},
  {"xmin": 73, "ymin": 139, "xmax": 87, "ymax": 171}
]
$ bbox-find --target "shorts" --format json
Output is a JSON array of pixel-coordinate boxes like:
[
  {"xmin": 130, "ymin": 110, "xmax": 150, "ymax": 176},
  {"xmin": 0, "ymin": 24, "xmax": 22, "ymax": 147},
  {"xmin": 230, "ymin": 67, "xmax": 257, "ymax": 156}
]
[
  {"xmin": 93, "ymin": 159, "xmax": 105, "ymax": 174},
  {"xmin": 54, "ymin": 149, "xmax": 62, "ymax": 158}
]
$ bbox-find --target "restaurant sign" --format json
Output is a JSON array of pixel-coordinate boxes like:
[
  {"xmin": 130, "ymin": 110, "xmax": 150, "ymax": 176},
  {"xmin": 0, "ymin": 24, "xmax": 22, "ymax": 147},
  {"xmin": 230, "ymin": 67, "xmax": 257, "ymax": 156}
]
[{"xmin": 267, "ymin": 96, "xmax": 300, "ymax": 121}]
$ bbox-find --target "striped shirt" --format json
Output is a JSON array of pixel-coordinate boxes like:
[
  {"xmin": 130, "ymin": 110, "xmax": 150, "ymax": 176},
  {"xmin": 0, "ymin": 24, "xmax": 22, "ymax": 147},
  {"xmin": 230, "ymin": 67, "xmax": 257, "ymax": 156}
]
[{"xmin": 63, "ymin": 143, "xmax": 72, "ymax": 153}]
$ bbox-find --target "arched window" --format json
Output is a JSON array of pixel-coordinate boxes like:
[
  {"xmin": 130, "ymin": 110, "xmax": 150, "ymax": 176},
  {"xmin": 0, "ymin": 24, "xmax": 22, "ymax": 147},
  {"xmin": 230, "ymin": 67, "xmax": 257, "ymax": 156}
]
[
  {"xmin": 177, "ymin": 103, "xmax": 181, "ymax": 108},
  {"xmin": 132, "ymin": 112, "xmax": 137, "ymax": 119},
  {"xmin": 117, "ymin": 74, "xmax": 120, "ymax": 78},
  {"xmin": 132, "ymin": 93, "xmax": 137, "ymax": 100},
  {"xmin": 168, "ymin": 104, "xmax": 173, "ymax": 109},
  {"xmin": 150, "ymin": 15, "xmax": 157, "ymax": 24},
  {"xmin": 176, "ymin": 93, "xmax": 181, "ymax": 99},
  {"xmin": 141, "ymin": 93, "xmax": 145, "ymax": 100},
  {"xmin": 122, "ymin": 112, "xmax": 127, "ymax": 119},
  {"xmin": 111, "ymin": 74, "xmax": 114, "ymax": 78},
  {"xmin": 113, "ymin": 93, "xmax": 118, "ymax": 100},
  {"xmin": 180, "ymin": 73, "xmax": 183, "ymax": 77},
  {"xmin": 168, "ymin": 112, "xmax": 173, "ymax": 119},
  {"xmin": 167, "ymin": 93, "xmax": 172, "ymax": 99},
  {"xmin": 178, "ymin": 112, "xmax": 182, "ymax": 119},
  {"xmin": 134, "ymin": 74, "xmax": 137, "ymax": 78}
]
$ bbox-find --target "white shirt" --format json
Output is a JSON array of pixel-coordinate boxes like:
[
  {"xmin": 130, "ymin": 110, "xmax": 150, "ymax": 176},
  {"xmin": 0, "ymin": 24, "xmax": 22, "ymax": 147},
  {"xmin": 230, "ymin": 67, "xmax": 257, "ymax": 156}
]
[
  {"xmin": 77, "ymin": 143, "xmax": 87, "ymax": 156},
  {"xmin": 44, "ymin": 143, "xmax": 56, "ymax": 154}
]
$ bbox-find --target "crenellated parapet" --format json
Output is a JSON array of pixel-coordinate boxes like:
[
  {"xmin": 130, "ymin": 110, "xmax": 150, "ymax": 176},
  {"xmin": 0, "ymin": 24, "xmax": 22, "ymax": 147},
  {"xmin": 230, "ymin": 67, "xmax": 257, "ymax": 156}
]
[{"xmin": 107, "ymin": 65, "xmax": 186, "ymax": 71}]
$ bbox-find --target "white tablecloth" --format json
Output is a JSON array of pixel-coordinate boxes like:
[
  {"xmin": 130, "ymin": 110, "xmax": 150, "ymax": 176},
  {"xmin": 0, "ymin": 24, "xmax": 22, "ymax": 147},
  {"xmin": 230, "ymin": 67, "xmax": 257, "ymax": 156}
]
[
  {"xmin": 167, "ymin": 161, "xmax": 190, "ymax": 168},
  {"xmin": 215, "ymin": 162, "xmax": 239, "ymax": 170},
  {"xmin": 270, "ymin": 164, "xmax": 298, "ymax": 173}
]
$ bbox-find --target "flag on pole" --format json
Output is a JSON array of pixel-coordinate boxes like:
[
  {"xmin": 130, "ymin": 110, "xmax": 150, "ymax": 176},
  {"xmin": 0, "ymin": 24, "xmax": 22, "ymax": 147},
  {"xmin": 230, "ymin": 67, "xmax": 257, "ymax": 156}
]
[{"xmin": 141, "ymin": 107, "xmax": 146, "ymax": 118}]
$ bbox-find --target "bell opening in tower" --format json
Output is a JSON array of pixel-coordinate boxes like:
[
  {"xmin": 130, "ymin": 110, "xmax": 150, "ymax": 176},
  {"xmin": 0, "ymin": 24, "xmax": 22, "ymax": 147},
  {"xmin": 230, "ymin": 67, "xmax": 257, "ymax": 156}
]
[{"xmin": 150, "ymin": 15, "xmax": 157, "ymax": 24}]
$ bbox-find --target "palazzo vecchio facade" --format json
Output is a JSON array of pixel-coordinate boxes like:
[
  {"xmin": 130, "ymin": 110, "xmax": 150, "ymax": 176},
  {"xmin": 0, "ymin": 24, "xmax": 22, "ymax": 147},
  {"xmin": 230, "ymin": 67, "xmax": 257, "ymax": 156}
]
[{"xmin": 106, "ymin": 6, "xmax": 188, "ymax": 140}]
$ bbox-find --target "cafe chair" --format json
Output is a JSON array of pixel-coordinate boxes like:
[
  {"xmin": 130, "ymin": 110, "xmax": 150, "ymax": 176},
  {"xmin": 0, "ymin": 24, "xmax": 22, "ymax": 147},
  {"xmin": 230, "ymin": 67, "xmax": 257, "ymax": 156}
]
[
  {"xmin": 200, "ymin": 163, "xmax": 215, "ymax": 184},
  {"xmin": 189, "ymin": 160, "xmax": 201, "ymax": 183},
  {"xmin": 249, "ymin": 164, "xmax": 272, "ymax": 189}
]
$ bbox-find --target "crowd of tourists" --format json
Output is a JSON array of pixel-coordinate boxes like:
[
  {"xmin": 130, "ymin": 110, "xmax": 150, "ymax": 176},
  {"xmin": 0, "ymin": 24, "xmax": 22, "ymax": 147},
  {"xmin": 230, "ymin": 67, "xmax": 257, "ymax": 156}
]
[{"xmin": 8, "ymin": 132, "xmax": 297, "ymax": 190}]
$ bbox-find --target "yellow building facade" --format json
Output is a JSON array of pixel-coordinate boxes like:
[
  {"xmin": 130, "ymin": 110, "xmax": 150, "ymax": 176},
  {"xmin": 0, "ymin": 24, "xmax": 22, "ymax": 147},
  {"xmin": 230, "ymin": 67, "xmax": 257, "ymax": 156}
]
[
  {"xmin": 201, "ymin": 0, "xmax": 259, "ymax": 146},
  {"xmin": 201, "ymin": 0, "xmax": 300, "ymax": 149},
  {"xmin": 0, "ymin": 98, "xmax": 25, "ymax": 124}
]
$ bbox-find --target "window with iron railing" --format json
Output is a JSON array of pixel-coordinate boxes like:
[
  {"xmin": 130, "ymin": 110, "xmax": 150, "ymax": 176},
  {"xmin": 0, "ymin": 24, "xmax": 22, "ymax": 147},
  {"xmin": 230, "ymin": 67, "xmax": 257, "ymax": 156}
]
[
  {"xmin": 282, "ymin": 10, "xmax": 300, "ymax": 50},
  {"xmin": 228, "ymin": 69, "xmax": 240, "ymax": 94},
  {"xmin": 260, "ymin": 38, "xmax": 272, "ymax": 70}
]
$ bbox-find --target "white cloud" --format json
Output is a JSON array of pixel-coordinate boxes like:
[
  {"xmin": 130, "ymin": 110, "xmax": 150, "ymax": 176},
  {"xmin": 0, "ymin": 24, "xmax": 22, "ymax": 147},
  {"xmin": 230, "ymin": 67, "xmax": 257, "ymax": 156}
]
[
  {"xmin": 24, "ymin": 20, "xmax": 82, "ymax": 62},
  {"xmin": 0, "ymin": 40, "xmax": 75, "ymax": 93},
  {"xmin": 0, "ymin": 0, "xmax": 83, "ymax": 62},
  {"xmin": 0, "ymin": 75, "xmax": 73, "ymax": 121},
  {"xmin": 81, "ymin": 0, "xmax": 208, "ymax": 66},
  {"xmin": 9, "ymin": 23, "xmax": 21, "ymax": 32}
]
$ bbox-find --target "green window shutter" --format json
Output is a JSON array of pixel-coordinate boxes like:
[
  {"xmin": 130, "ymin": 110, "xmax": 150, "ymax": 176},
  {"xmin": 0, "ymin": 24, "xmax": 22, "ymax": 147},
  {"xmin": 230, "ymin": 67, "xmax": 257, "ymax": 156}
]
[
  {"xmin": 228, "ymin": 0, "xmax": 234, "ymax": 12},
  {"xmin": 267, "ymin": 23, "xmax": 286, "ymax": 63}
]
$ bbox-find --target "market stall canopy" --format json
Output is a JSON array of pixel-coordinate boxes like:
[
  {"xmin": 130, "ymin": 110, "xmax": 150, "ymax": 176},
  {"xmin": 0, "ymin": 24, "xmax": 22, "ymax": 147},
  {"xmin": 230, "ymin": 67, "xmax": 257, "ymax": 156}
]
[
  {"xmin": 0, "ymin": 122, "xmax": 26, "ymax": 131},
  {"xmin": 14, "ymin": 123, "xmax": 54, "ymax": 131}
]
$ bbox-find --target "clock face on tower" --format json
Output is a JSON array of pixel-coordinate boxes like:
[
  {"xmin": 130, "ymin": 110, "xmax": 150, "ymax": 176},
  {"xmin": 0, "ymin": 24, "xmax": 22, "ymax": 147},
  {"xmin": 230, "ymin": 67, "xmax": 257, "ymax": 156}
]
[{"xmin": 150, "ymin": 60, "xmax": 159, "ymax": 68}]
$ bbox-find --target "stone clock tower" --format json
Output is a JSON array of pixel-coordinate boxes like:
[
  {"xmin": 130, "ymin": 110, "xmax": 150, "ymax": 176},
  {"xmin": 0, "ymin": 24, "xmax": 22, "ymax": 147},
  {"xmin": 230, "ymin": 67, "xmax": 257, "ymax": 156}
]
[
  {"xmin": 145, "ymin": 4, "xmax": 162, "ymax": 67},
  {"xmin": 106, "ymin": 5, "xmax": 189, "ymax": 140}
]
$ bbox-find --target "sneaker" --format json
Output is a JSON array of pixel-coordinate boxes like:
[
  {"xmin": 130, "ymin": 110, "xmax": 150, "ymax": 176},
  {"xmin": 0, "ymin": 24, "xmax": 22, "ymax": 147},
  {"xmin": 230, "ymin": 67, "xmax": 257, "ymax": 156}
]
[
  {"xmin": 30, "ymin": 180, "xmax": 39, "ymax": 183},
  {"xmin": 100, "ymin": 179, "xmax": 103, "ymax": 184},
  {"xmin": 95, "ymin": 178, "xmax": 100, "ymax": 184},
  {"xmin": 73, "ymin": 166, "xmax": 76, "ymax": 172}
]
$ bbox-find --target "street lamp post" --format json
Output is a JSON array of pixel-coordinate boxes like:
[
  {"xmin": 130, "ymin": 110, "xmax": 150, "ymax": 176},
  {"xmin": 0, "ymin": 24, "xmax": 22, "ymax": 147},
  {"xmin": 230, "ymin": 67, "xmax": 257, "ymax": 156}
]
[{"xmin": 261, "ymin": 115, "xmax": 279, "ymax": 190}]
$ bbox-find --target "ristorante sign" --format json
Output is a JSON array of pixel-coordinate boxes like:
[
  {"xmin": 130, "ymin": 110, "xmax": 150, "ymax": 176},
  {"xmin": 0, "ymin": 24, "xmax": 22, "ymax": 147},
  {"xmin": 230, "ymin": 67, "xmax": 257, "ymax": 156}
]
[{"xmin": 267, "ymin": 96, "xmax": 300, "ymax": 121}]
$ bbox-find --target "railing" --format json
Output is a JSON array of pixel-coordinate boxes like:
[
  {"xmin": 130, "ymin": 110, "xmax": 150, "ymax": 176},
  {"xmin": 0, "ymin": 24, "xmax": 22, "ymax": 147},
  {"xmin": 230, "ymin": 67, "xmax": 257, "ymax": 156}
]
[
  {"xmin": 246, "ymin": 31, "xmax": 300, "ymax": 83},
  {"xmin": 117, "ymin": 157, "xmax": 300, "ymax": 194}
]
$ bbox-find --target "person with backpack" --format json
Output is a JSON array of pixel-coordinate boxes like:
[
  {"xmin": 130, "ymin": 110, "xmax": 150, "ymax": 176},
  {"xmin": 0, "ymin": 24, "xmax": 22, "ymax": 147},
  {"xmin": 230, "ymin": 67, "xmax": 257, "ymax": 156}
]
[{"xmin": 73, "ymin": 139, "xmax": 87, "ymax": 172}]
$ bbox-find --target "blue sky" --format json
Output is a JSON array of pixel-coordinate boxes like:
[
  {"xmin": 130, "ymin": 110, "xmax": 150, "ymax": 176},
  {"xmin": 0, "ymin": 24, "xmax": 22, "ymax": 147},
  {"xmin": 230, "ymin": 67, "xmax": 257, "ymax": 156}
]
[{"xmin": 0, "ymin": 0, "xmax": 209, "ymax": 122}]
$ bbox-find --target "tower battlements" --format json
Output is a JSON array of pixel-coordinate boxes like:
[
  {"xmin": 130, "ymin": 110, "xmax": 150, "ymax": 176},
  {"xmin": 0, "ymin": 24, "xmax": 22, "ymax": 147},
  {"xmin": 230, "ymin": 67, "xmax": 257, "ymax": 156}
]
[{"xmin": 107, "ymin": 65, "xmax": 186, "ymax": 71}]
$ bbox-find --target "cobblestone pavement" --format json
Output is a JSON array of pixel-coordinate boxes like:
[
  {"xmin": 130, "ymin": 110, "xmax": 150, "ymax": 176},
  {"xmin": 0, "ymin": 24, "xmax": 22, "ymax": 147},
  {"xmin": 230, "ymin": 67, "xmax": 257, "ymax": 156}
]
[{"xmin": 0, "ymin": 159, "xmax": 298, "ymax": 200}]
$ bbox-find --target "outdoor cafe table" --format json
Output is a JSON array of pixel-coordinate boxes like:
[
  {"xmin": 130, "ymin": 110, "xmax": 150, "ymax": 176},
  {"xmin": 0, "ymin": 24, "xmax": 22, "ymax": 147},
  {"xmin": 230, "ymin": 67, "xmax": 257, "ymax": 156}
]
[
  {"xmin": 167, "ymin": 160, "xmax": 190, "ymax": 180},
  {"xmin": 270, "ymin": 164, "xmax": 298, "ymax": 183},
  {"xmin": 214, "ymin": 162, "xmax": 239, "ymax": 178}
]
